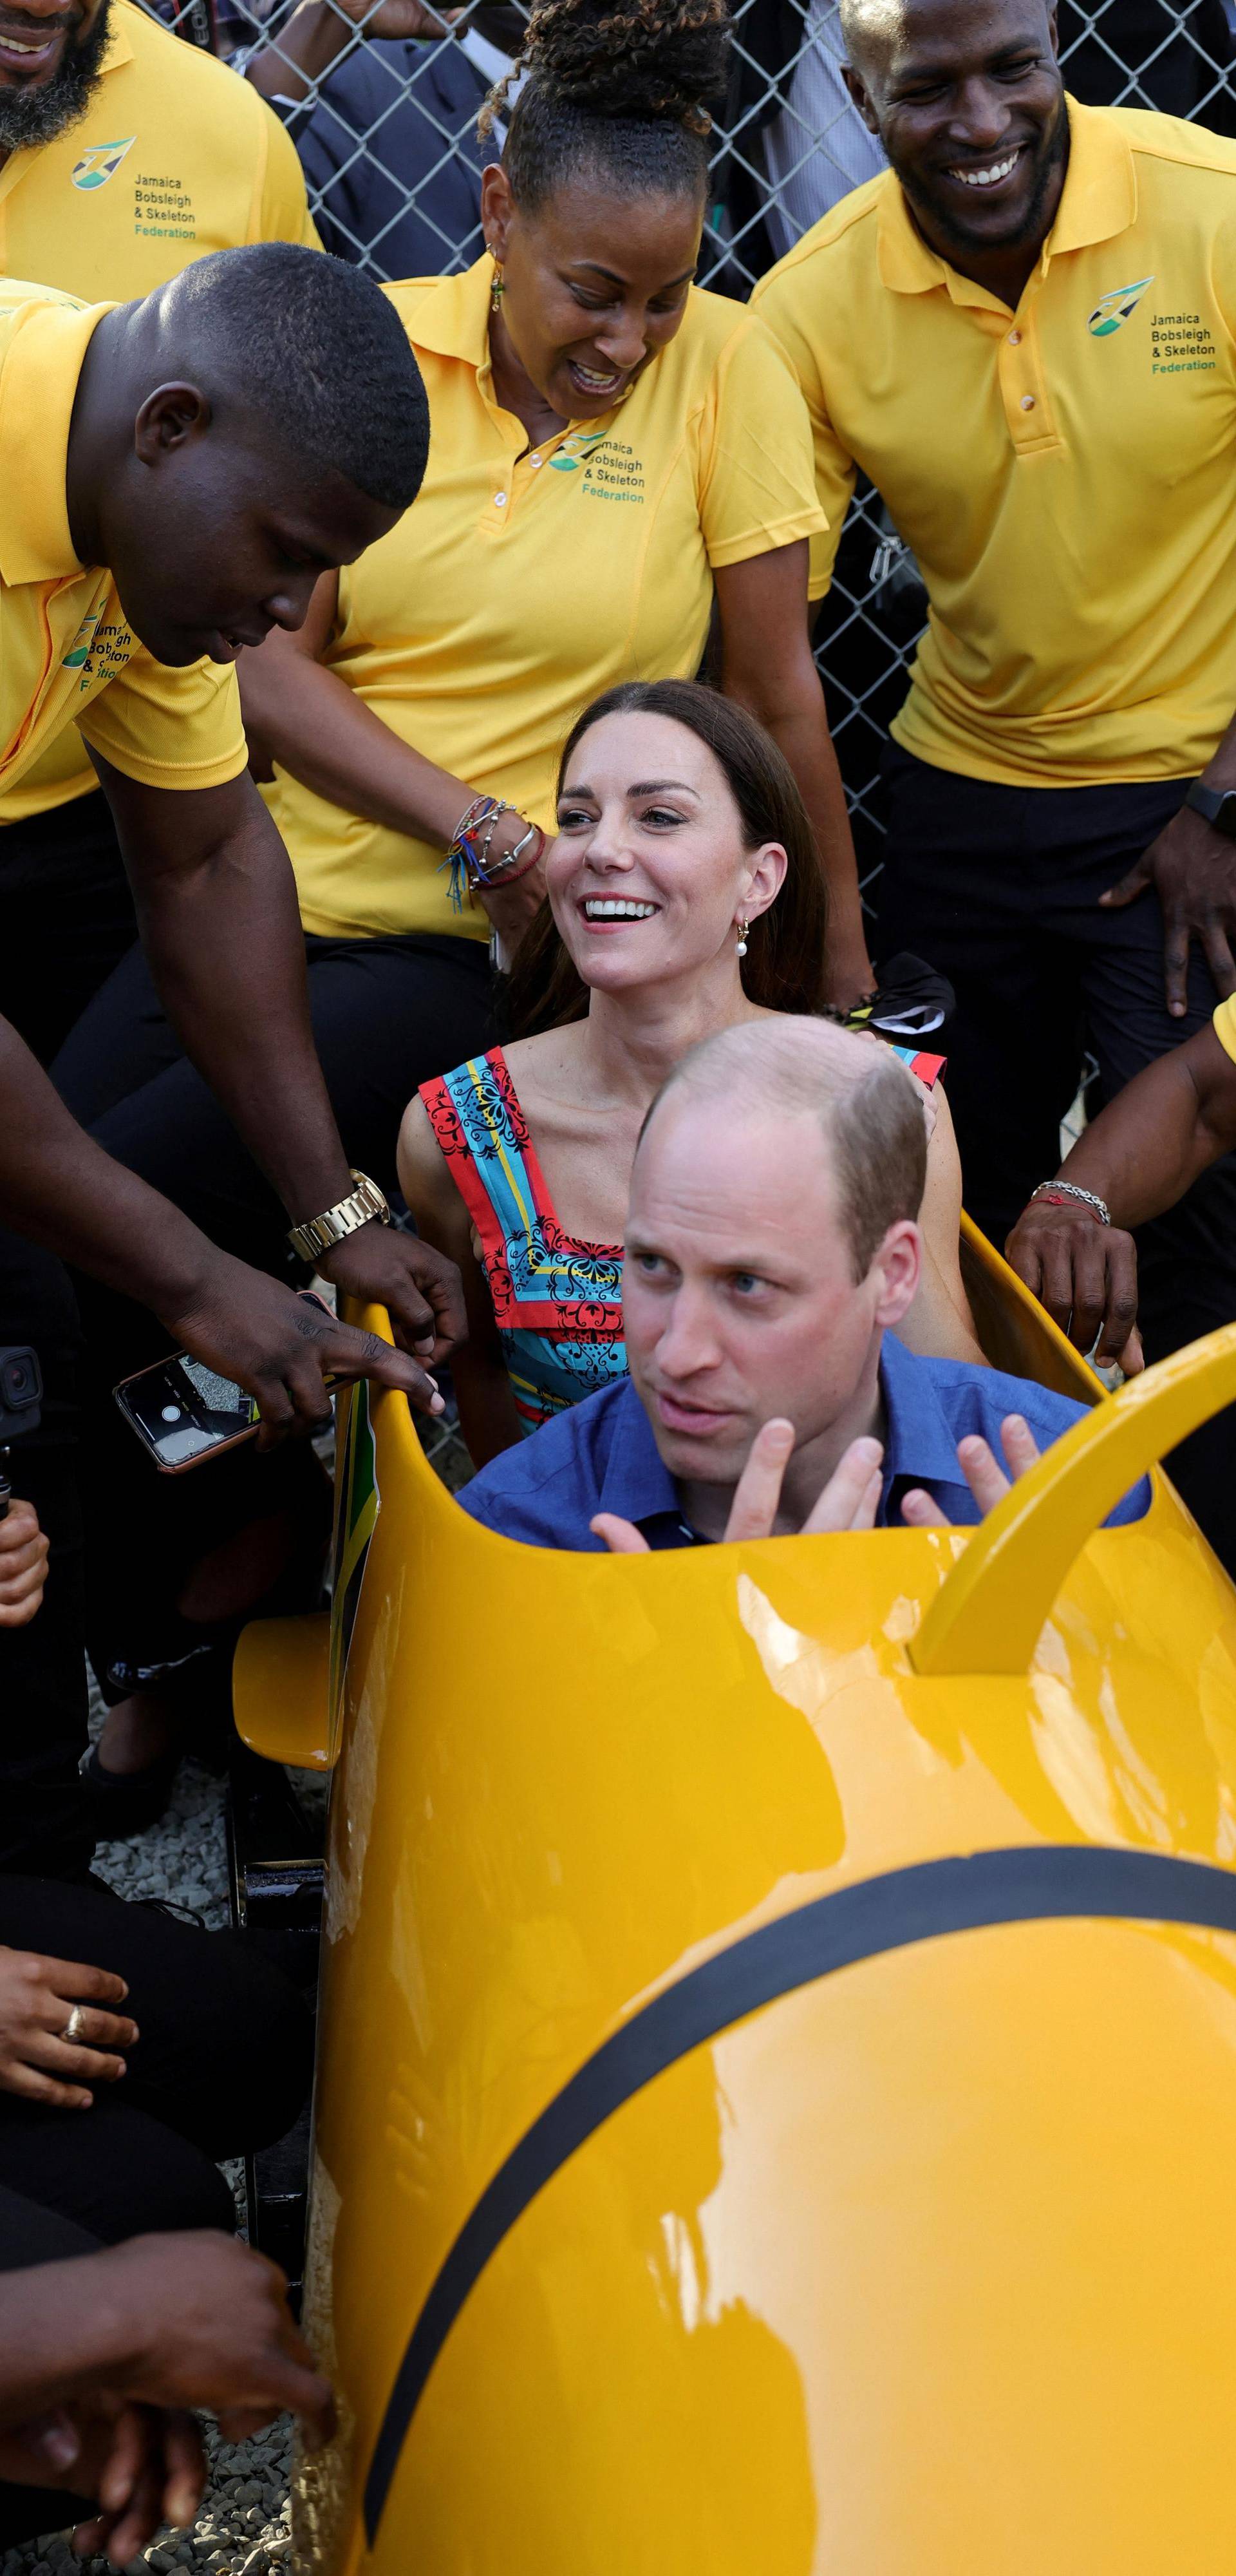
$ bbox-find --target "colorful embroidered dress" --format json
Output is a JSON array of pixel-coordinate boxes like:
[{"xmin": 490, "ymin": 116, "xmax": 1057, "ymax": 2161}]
[
  {"xmin": 420, "ymin": 1048, "xmax": 626, "ymax": 1435},
  {"xmin": 420, "ymin": 1040, "xmax": 946, "ymax": 1439}
]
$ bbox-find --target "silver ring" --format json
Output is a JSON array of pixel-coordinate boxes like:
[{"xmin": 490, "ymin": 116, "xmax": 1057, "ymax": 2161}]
[{"xmin": 63, "ymin": 2004, "xmax": 86, "ymax": 2044}]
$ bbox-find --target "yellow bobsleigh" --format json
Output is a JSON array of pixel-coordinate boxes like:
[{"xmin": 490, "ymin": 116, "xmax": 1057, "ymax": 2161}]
[{"xmin": 236, "ymin": 1221, "xmax": 1236, "ymax": 2575}]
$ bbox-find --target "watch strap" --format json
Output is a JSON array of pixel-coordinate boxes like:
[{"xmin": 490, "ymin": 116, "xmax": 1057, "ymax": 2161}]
[
  {"xmin": 1185, "ymin": 780, "xmax": 1236, "ymax": 842},
  {"xmin": 288, "ymin": 1170, "xmax": 391, "ymax": 1265}
]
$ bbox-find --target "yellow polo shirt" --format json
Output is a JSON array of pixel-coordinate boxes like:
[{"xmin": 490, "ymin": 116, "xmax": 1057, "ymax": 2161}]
[
  {"xmin": 0, "ymin": 0, "xmax": 317, "ymax": 824},
  {"xmin": 0, "ymin": 283, "xmax": 248, "ymax": 801},
  {"xmin": 753, "ymin": 100, "xmax": 1236, "ymax": 788},
  {"xmin": 265, "ymin": 256, "xmax": 825, "ymax": 942}
]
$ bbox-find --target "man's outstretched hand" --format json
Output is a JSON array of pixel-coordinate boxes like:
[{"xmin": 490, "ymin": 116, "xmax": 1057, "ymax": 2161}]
[
  {"xmin": 0, "ymin": 2232, "xmax": 333, "ymax": 2572},
  {"xmin": 82, "ymin": 2233, "xmax": 334, "ymax": 2447},
  {"xmin": 591, "ymin": 1421, "xmax": 886, "ymax": 1551},
  {"xmin": 316, "ymin": 1222, "xmax": 464, "ymax": 1368},
  {"xmin": 160, "ymin": 1238, "xmax": 465, "ymax": 1443},
  {"xmin": 1, "ymin": 2397, "xmax": 205, "ymax": 2571},
  {"xmin": 1100, "ymin": 800, "xmax": 1236, "ymax": 1016}
]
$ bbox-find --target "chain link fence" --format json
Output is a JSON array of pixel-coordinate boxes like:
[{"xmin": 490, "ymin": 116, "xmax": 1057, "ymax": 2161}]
[{"xmin": 139, "ymin": 0, "xmax": 1236, "ymax": 911}]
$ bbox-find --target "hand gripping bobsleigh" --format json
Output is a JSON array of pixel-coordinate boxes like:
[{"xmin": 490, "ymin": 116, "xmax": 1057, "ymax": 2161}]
[{"xmin": 236, "ymin": 1220, "xmax": 1236, "ymax": 2576}]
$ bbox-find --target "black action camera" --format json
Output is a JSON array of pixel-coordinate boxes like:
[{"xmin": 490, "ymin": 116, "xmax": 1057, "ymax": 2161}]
[{"xmin": 0, "ymin": 1347, "xmax": 41, "ymax": 1445}]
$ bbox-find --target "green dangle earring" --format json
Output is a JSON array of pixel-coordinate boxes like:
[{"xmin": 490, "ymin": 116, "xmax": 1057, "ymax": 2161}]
[{"xmin": 489, "ymin": 247, "xmax": 505, "ymax": 318}]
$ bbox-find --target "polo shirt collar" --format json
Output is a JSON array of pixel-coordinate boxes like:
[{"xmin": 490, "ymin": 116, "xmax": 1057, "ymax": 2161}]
[
  {"xmin": 876, "ymin": 1329, "xmax": 964, "ymax": 1501},
  {"xmin": 98, "ymin": 5, "xmax": 136, "ymax": 73},
  {"xmin": 1045, "ymin": 96, "xmax": 1138, "ymax": 254},
  {"xmin": 406, "ymin": 257, "xmax": 492, "ymax": 369},
  {"xmin": 597, "ymin": 1338, "xmax": 964, "ymax": 1539},
  {"xmin": 595, "ymin": 1378, "xmax": 683, "ymax": 1528},
  {"xmin": 876, "ymin": 94, "xmax": 1137, "ymax": 301},
  {"xmin": 0, "ymin": 299, "xmax": 105, "ymax": 586}
]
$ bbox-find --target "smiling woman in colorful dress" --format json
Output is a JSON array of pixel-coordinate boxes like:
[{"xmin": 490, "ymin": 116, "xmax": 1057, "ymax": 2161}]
[
  {"xmin": 398, "ymin": 683, "xmax": 980, "ymax": 1467},
  {"xmin": 238, "ymin": 0, "xmax": 876, "ymax": 1029}
]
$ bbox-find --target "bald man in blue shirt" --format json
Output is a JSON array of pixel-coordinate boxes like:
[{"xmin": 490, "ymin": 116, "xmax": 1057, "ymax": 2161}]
[{"xmin": 460, "ymin": 1020, "xmax": 1150, "ymax": 1553}]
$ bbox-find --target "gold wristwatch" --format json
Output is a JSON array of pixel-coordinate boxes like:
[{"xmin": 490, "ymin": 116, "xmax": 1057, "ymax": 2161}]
[{"xmin": 287, "ymin": 1170, "xmax": 391, "ymax": 1265}]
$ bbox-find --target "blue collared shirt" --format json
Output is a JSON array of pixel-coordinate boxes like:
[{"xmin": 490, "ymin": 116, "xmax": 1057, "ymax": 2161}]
[{"xmin": 457, "ymin": 1334, "xmax": 1151, "ymax": 1551}]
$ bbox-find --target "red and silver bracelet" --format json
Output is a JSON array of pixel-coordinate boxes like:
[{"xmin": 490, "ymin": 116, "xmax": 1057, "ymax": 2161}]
[{"xmin": 1030, "ymin": 1180, "xmax": 1111, "ymax": 1226}]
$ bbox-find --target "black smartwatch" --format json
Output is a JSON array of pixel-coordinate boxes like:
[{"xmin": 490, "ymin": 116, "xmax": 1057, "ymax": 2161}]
[{"xmin": 1184, "ymin": 780, "xmax": 1236, "ymax": 842}]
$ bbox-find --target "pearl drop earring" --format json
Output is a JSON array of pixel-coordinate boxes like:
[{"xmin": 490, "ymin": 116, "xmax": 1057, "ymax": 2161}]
[{"xmin": 736, "ymin": 918, "xmax": 749, "ymax": 958}]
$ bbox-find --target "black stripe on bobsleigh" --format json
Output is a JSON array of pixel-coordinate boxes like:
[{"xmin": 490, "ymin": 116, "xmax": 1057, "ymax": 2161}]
[{"xmin": 364, "ymin": 1841, "xmax": 1236, "ymax": 2537}]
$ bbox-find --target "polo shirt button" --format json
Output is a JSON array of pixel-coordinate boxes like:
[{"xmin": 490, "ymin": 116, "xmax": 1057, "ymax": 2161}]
[
  {"xmin": 494, "ymin": 491, "xmax": 507, "ymax": 506},
  {"xmin": 1020, "ymin": 393, "xmax": 1035, "ymax": 411},
  {"xmin": 1008, "ymin": 328, "xmax": 1022, "ymax": 345},
  {"xmin": 530, "ymin": 455, "xmax": 542, "ymax": 468}
]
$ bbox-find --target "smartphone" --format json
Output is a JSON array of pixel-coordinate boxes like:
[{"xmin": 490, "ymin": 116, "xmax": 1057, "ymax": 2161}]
[
  {"xmin": 0, "ymin": 1345, "xmax": 42, "ymax": 1522},
  {"xmin": 113, "ymin": 1291, "xmax": 335, "ymax": 1474},
  {"xmin": 0, "ymin": 1345, "xmax": 42, "ymax": 1445}
]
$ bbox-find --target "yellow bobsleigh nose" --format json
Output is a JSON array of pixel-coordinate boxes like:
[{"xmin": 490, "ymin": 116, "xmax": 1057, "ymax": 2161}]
[{"xmin": 239, "ymin": 1231, "xmax": 1236, "ymax": 2575}]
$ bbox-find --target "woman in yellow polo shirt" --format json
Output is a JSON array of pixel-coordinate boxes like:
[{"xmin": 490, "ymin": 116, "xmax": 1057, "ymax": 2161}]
[{"xmin": 238, "ymin": 0, "xmax": 874, "ymax": 1023}]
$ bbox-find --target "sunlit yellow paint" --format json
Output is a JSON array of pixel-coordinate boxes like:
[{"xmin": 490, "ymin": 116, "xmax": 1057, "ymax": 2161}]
[
  {"xmin": 233, "ymin": 1611, "xmax": 329, "ymax": 1771},
  {"xmin": 245, "ymin": 1221, "xmax": 1236, "ymax": 2573}
]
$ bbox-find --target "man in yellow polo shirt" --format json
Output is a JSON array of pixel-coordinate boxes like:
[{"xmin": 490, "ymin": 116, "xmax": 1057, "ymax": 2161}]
[
  {"xmin": 0, "ymin": 0, "xmax": 319, "ymax": 1063},
  {"xmin": 0, "ymin": 249, "xmax": 461, "ymax": 1875},
  {"xmin": 754, "ymin": 0, "xmax": 1236, "ymax": 1566}
]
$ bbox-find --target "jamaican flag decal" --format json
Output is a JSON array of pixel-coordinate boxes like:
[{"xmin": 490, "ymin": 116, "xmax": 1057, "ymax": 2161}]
[{"xmin": 329, "ymin": 1379, "xmax": 380, "ymax": 1720}]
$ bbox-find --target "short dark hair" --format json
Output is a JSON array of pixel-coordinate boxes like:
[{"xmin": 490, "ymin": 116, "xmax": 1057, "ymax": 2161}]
[
  {"xmin": 506, "ymin": 677, "xmax": 829, "ymax": 1035},
  {"xmin": 480, "ymin": 0, "xmax": 731, "ymax": 212},
  {"xmin": 644, "ymin": 1018, "xmax": 929, "ymax": 1280},
  {"xmin": 169, "ymin": 245, "xmax": 430, "ymax": 511}
]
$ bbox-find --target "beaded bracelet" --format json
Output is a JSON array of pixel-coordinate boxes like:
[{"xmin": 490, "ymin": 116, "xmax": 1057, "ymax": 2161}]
[
  {"xmin": 441, "ymin": 797, "xmax": 544, "ymax": 911},
  {"xmin": 486, "ymin": 829, "xmax": 545, "ymax": 891},
  {"xmin": 441, "ymin": 795, "xmax": 507, "ymax": 911}
]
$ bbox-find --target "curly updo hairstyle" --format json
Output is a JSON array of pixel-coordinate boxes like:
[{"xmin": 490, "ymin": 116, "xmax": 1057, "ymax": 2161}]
[{"xmin": 480, "ymin": 0, "xmax": 732, "ymax": 211}]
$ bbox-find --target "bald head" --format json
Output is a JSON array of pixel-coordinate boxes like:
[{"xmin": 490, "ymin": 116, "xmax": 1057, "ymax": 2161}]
[
  {"xmin": 639, "ymin": 1016, "xmax": 927, "ymax": 1282},
  {"xmin": 832, "ymin": 0, "xmax": 1066, "ymax": 273},
  {"xmin": 838, "ymin": 0, "xmax": 904, "ymax": 80}
]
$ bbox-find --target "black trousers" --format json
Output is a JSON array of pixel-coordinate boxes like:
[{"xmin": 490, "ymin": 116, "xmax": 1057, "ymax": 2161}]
[
  {"xmin": 877, "ymin": 744, "xmax": 1236, "ymax": 1564},
  {"xmin": 0, "ymin": 1233, "xmax": 92, "ymax": 1877},
  {"xmin": 50, "ymin": 928, "xmax": 494, "ymax": 1707},
  {"xmin": 0, "ymin": 794, "xmax": 134, "ymax": 1868},
  {"xmin": 0, "ymin": 1873, "xmax": 312, "ymax": 2244},
  {"xmin": 0, "ymin": 793, "xmax": 137, "ymax": 1068}
]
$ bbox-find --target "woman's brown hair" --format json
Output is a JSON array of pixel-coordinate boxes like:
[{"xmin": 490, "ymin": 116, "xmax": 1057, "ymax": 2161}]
[{"xmin": 505, "ymin": 678, "xmax": 830, "ymax": 1037}]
